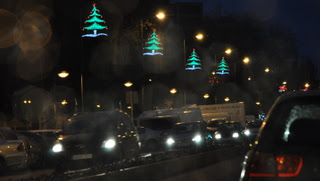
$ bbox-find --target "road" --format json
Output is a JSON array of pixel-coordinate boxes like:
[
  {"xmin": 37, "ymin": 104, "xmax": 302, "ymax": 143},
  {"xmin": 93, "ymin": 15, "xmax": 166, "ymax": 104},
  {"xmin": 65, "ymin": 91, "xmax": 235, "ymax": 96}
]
[{"xmin": 0, "ymin": 146, "xmax": 246, "ymax": 181}]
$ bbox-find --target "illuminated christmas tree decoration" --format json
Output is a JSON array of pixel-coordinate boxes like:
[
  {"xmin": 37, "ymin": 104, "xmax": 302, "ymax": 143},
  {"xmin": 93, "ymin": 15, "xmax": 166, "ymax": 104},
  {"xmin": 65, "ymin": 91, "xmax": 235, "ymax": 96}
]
[
  {"xmin": 216, "ymin": 57, "xmax": 230, "ymax": 75},
  {"xmin": 143, "ymin": 29, "xmax": 163, "ymax": 56},
  {"xmin": 185, "ymin": 49, "xmax": 202, "ymax": 70},
  {"xmin": 82, "ymin": 3, "xmax": 108, "ymax": 38}
]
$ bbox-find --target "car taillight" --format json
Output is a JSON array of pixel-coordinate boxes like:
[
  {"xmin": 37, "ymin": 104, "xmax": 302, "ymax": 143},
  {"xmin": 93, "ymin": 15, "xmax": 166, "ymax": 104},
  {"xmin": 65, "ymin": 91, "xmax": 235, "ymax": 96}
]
[
  {"xmin": 17, "ymin": 143, "xmax": 25, "ymax": 152},
  {"xmin": 248, "ymin": 152, "xmax": 303, "ymax": 178}
]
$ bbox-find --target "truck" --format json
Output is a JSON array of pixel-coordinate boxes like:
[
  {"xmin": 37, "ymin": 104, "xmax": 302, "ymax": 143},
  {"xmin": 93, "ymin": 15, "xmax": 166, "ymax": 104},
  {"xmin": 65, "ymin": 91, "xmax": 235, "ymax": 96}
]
[{"xmin": 196, "ymin": 103, "xmax": 246, "ymax": 127}]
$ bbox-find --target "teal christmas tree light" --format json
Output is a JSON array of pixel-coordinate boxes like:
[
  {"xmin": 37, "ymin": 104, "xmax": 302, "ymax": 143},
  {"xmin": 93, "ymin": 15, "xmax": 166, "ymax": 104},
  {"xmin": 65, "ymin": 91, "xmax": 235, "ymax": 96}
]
[
  {"xmin": 216, "ymin": 57, "xmax": 230, "ymax": 75},
  {"xmin": 185, "ymin": 49, "xmax": 202, "ymax": 70},
  {"xmin": 82, "ymin": 3, "xmax": 108, "ymax": 38},
  {"xmin": 143, "ymin": 29, "xmax": 163, "ymax": 56}
]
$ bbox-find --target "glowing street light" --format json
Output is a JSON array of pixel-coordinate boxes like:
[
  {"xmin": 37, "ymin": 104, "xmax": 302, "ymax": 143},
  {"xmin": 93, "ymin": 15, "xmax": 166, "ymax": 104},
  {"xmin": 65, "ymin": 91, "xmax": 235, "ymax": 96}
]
[
  {"xmin": 256, "ymin": 101, "xmax": 261, "ymax": 106},
  {"xmin": 224, "ymin": 97, "xmax": 230, "ymax": 102},
  {"xmin": 248, "ymin": 76, "xmax": 251, "ymax": 81},
  {"xmin": 61, "ymin": 100, "xmax": 68, "ymax": 105},
  {"xmin": 58, "ymin": 71, "xmax": 69, "ymax": 78},
  {"xmin": 124, "ymin": 81, "xmax": 133, "ymax": 88},
  {"xmin": 96, "ymin": 104, "xmax": 101, "ymax": 108},
  {"xmin": 156, "ymin": 11, "xmax": 165, "ymax": 20},
  {"xmin": 212, "ymin": 71, "xmax": 216, "ymax": 75},
  {"xmin": 225, "ymin": 49, "xmax": 232, "ymax": 55},
  {"xmin": 195, "ymin": 33, "xmax": 204, "ymax": 40},
  {"xmin": 203, "ymin": 94, "xmax": 210, "ymax": 99},
  {"xmin": 170, "ymin": 88, "xmax": 177, "ymax": 94},
  {"xmin": 283, "ymin": 81, "xmax": 287, "ymax": 85},
  {"xmin": 243, "ymin": 57, "xmax": 250, "ymax": 64},
  {"xmin": 265, "ymin": 68, "xmax": 270, "ymax": 73},
  {"xmin": 305, "ymin": 83, "xmax": 310, "ymax": 88}
]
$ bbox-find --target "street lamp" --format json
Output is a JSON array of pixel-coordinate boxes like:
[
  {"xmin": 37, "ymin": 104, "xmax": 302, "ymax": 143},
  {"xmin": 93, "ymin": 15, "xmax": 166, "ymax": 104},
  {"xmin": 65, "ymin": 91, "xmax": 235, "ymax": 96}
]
[
  {"xmin": 156, "ymin": 11, "xmax": 165, "ymax": 20},
  {"xmin": 256, "ymin": 101, "xmax": 261, "ymax": 106},
  {"xmin": 203, "ymin": 94, "xmax": 210, "ymax": 99},
  {"xmin": 243, "ymin": 57, "xmax": 250, "ymax": 64},
  {"xmin": 170, "ymin": 88, "xmax": 177, "ymax": 94},
  {"xmin": 283, "ymin": 81, "xmax": 287, "ymax": 85},
  {"xmin": 224, "ymin": 97, "xmax": 230, "ymax": 102},
  {"xmin": 265, "ymin": 68, "xmax": 270, "ymax": 73},
  {"xmin": 124, "ymin": 81, "xmax": 134, "ymax": 119},
  {"xmin": 195, "ymin": 33, "xmax": 204, "ymax": 41},
  {"xmin": 225, "ymin": 48, "xmax": 232, "ymax": 55},
  {"xmin": 305, "ymin": 83, "xmax": 310, "ymax": 88},
  {"xmin": 58, "ymin": 71, "xmax": 69, "ymax": 78}
]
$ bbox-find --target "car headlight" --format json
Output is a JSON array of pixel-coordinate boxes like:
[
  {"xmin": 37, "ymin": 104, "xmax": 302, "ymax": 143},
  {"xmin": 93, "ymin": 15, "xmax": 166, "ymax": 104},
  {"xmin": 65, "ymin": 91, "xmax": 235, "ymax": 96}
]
[
  {"xmin": 192, "ymin": 135, "xmax": 202, "ymax": 142},
  {"xmin": 52, "ymin": 143, "xmax": 63, "ymax": 153},
  {"xmin": 244, "ymin": 130, "xmax": 250, "ymax": 136},
  {"xmin": 166, "ymin": 138, "xmax": 175, "ymax": 145},
  {"xmin": 215, "ymin": 133, "xmax": 222, "ymax": 139},
  {"xmin": 232, "ymin": 132, "xmax": 239, "ymax": 138},
  {"xmin": 102, "ymin": 139, "xmax": 116, "ymax": 149}
]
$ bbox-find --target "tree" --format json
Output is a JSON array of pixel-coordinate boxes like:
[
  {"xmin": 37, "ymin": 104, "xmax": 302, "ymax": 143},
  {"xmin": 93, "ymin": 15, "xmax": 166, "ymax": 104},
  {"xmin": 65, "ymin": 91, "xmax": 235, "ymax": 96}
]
[
  {"xmin": 216, "ymin": 57, "xmax": 230, "ymax": 75},
  {"xmin": 185, "ymin": 49, "xmax": 202, "ymax": 70},
  {"xmin": 82, "ymin": 3, "xmax": 108, "ymax": 38},
  {"xmin": 143, "ymin": 29, "xmax": 163, "ymax": 56}
]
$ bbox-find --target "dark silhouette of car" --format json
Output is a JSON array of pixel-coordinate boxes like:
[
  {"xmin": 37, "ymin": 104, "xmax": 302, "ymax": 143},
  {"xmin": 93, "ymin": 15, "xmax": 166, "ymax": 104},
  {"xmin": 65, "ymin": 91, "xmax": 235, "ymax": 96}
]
[
  {"xmin": 51, "ymin": 110, "xmax": 140, "ymax": 170},
  {"xmin": 165, "ymin": 121, "xmax": 213, "ymax": 151},
  {"xmin": 240, "ymin": 91, "xmax": 320, "ymax": 180},
  {"xmin": 213, "ymin": 121, "xmax": 249, "ymax": 147}
]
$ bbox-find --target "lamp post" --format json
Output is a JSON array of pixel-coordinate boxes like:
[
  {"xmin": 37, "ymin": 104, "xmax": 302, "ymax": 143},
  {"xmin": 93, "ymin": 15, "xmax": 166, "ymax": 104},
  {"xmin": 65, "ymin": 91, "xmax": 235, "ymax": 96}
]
[{"xmin": 124, "ymin": 81, "xmax": 134, "ymax": 119}]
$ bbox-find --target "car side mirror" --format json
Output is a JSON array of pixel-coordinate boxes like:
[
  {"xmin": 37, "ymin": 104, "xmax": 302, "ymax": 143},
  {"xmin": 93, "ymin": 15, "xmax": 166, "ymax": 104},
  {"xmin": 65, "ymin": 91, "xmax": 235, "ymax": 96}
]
[{"xmin": 137, "ymin": 127, "xmax": 145, "ymax": 134}]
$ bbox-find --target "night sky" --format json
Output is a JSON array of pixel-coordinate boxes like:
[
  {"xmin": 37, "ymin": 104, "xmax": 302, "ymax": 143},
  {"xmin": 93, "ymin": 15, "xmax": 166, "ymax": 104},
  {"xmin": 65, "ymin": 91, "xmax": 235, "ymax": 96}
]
[{"xmin": 171, "ymin": 0, "xmax": 320, "ymax": 75}]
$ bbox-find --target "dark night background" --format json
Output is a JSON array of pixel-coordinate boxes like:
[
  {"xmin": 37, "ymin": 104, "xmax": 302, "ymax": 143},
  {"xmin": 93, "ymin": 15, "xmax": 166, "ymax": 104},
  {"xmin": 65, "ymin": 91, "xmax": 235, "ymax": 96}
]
[{"xmin": 0, "ymin": 0, "xmax": 318, "ymax": 128}]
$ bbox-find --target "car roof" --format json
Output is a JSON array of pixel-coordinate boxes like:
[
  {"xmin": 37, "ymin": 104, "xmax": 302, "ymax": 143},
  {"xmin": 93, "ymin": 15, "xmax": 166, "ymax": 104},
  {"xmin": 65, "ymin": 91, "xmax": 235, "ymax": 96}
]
[
  {"xmin": 273, "ymin": 90, "xmax": 320, "ymax": 104},
  {"xmin": 27, "ymin": 129, "xmax": 62, "ymax": 133}
]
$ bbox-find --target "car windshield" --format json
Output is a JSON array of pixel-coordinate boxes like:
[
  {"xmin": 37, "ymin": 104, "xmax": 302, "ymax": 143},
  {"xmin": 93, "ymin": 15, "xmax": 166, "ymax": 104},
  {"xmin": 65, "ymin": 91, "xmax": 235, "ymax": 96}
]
[
  {"xmin": 1, "ymin": 0, "xmax": 319, "ymax": 180},
  {"xmin": 139, "ymin": 117, "xmax": 177, "ymax": 131},
  {"xmin": 172, "ymin": 123, "xmax": 201, "ymax": 133}
]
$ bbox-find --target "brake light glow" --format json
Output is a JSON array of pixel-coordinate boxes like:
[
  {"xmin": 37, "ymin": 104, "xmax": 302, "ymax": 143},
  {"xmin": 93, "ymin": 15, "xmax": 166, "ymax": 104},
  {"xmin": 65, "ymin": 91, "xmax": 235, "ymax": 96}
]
[{"xmin": 248, "ymin": 152, "xmax": 303, "ymax": 178}]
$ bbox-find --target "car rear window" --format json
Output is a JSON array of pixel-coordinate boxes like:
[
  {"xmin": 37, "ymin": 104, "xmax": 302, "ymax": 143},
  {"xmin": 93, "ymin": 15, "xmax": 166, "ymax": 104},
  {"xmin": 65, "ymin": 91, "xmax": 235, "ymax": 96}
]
[
  {"xmin": 139, "ymin": 117, "xmax": 179, "ymax": 131},
  {"xmin": 259, "ymin": 96, "xmax": 320, "ymax": 148}
]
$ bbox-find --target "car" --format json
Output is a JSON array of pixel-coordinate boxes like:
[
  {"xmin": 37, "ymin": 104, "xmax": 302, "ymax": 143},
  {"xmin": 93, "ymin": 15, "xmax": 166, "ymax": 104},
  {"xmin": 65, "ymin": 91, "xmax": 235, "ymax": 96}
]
[
  {"xmin": 51, "ymin": 110, "xmax": 140, "ymax": 170},
  {"xmin": 206, "ymin": 117, "xmax": 228, "ymax": 132},
  {"xmin": 135, "ymin": 115, "xmax": 181, "ymax": 152},
  {"xmin": 240, "ymin": 91, "xmax": 320, "ymax": 181},
  {"xmin": 165, "ymin": 121, "xmax": 213, "ymax": 152},
  {"xmin": 213, "ymin": 121, "xmax": 249, "ymax": 147},
  {"xmin": 245, "ymin": 121, "xmax": 263, "ymax": 143},
  {"xmin": 0, "ymin": 128, "xmax": 27, "ymax": 170}
]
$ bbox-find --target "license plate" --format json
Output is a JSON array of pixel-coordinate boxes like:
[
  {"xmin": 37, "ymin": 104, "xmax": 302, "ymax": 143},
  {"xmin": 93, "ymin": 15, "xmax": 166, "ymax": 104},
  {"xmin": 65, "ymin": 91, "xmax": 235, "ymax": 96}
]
[{"xmin": 72, "ymin": 154, "xmax": 93, "ymax": 160}]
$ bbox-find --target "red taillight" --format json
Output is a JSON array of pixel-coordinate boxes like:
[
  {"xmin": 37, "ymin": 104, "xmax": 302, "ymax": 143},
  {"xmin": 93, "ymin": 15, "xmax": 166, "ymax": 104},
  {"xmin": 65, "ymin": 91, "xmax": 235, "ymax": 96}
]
[
  {"xmin": 248, "ymin": 152, "xmax": 303, "ymax": 178},
  {"xmin": 17, "ymin": 143, "xmax": 25, "ymax": 152}
]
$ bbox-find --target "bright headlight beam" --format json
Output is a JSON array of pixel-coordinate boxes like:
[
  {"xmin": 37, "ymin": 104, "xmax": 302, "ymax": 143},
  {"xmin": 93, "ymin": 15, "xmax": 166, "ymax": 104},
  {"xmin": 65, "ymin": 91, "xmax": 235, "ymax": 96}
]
[
  {"xmin": 192, "ymin": 135, "xmax": 202, "ymax": 142},
  {"xmin": 215, "ymin": 134, "xmax": 222, "ymax": 139},
  {"xmin": 232, "ymin": 132, "xmax": 239, "ymax": 138},
  {"xmin": 244, "ymin": 130, "xmax": 250, "ymax": 136},
  {"xmin": 103, "ymin": 139, "xmax": 116, "ymax": 149},
  {"xmin": 166, "ymin": 138, "xmax": 175, "ymax": 145},
  {"xmin": 52, "ymin": 143, "xmax": 63, "ymax": 153}
]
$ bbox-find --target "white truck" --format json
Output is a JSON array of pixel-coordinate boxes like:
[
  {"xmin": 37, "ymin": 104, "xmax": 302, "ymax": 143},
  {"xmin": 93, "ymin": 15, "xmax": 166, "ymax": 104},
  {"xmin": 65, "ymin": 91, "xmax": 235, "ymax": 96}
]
[{"xmin": 196, "ymin": 103, "xmax": 246, "ymax": 127}]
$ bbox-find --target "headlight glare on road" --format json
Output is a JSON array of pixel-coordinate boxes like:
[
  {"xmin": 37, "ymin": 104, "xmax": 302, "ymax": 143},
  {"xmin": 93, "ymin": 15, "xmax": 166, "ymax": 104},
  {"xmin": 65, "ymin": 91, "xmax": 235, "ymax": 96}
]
[
  {"xmin": 232, "ymin": 132, "xmax": 239, "ymax": 138},
  {"xmin": 192, "ymin": 135, "xmax": 202, "ymax": 142},
  {"xmin": 215, "ymin": 133, "xmax": 222, "ymax": 139},
  {"xmin": 103, "ymin": 139, "xmax": 116, "ymax": 149},
  {"xmin": 244, "ymin": 130, "xmax": 250, "ymax": 136},
  {"xmin": 52, "ymin": 143, "xmax": 63, "ymax": 153},
  {"xmin": 166, "ymin": 138, "xmax": 175, "ymax": 145}
]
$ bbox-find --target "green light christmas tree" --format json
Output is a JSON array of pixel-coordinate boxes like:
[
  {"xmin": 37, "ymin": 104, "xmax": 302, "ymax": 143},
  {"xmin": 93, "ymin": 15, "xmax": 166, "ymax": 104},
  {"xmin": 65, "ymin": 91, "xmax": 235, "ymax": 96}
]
[
  {"xmin": 216, "ymin": 57, "xmax": 230, "ymax": 75},
  {"xmin": 185, "ymin": 49, "xmax": 202, "ymax": 70},
  {"xmin": 82, "ymin": 3, "xmax": 108, "ymax": 37},
  {"xmin": 143, "ymin": 29, "xmax": 163, "ymax": 56}
]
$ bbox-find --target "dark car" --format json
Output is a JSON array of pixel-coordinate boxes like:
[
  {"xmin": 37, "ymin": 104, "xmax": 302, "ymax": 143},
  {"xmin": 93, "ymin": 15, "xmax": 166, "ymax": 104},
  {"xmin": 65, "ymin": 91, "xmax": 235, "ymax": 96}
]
[
  {"xmin": 207, "ymin": 118, "xmax": 228, "ymax": 133},
  {"xmin": 213, "ymin": 121, "xmax": 249, "ymax": 147},
  {"xmin": 165, "ymin": 121, "xmax": 213, "ymax": 152},
  {"xmin": 51, "ymin": 110, "xmax": 140, "ymax": 170},
  {"xmin": 135, "ymin": 116, "xmax": 181, "ymax": 152},
  {"xmin": 245, "ymin": 121, "xmax": 263, "ymax": 143},
  {"xmin": 240, "ymin": 91, "xmax": 320, "ymax": 181}
]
